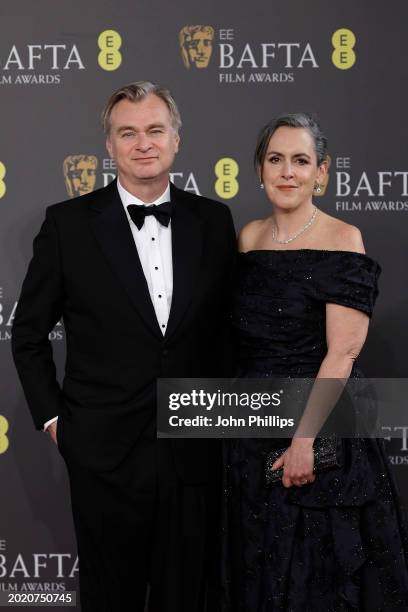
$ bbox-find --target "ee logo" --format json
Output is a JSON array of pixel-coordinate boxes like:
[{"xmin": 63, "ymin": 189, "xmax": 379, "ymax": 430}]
[
  {"xmin": 332, "ymin": 29, "xmax": 356, "ymax": 70},
  {"xmin": 0, "ymin": 415, "xmax": 9, "ymax": 455},
  {"xmin": 0, "ymin": 162, "xmax": 6, "ymax": 199},
  {"xmin": 215, "ymin": 158, "xmax": 239, "ymax": 199},
  {"xmin": 98, "ymin": 30, "xmax": 122, "ymax": 71}
]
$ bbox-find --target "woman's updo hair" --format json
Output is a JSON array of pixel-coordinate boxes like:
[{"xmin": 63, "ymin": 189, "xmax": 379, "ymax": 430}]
[{"xmin": 254, "ymin": 113, "xmax": 328, "ymax": 172}]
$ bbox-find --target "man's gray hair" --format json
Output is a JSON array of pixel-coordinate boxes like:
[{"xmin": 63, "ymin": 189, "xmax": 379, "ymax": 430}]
[{"xmin": 102, "ymin": 81, "xmax": 182, "ymax": 135}]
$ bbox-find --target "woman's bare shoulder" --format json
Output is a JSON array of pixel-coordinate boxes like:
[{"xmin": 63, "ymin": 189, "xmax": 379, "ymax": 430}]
[
  {"xmin": 319, "ymin": 212, "xmax": 365, "ymax": 254},
  {"xmin": 238, "ymin": 218, "xmax": 269, "ymax": 252}
]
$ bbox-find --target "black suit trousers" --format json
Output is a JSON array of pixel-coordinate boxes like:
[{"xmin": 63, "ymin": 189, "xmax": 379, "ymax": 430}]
[{"xmin": 63, "ymin": 437, "xmax": 220, "ymax": 612}]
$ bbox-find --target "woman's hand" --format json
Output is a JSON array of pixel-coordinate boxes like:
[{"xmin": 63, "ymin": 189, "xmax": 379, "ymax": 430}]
[{"xmin": 271, "ymin": 438, "xmax": 316, "ymax": 488}]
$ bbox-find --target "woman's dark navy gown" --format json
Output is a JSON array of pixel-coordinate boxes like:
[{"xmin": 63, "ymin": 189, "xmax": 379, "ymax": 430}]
[{"xmin": 222, "ymin": 250, "xmax": 408, "ymax": 611}]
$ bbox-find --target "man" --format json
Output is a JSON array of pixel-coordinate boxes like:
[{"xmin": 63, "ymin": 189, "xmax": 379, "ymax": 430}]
[{"xmin": 12, "ymin": 81, "xmax": 236, "ymax": 611}]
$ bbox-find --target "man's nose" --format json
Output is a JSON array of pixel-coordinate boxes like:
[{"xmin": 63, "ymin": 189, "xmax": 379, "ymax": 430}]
[{"xmin": 135, "ymin": 133, "xmax": 152, "ymax": 151}]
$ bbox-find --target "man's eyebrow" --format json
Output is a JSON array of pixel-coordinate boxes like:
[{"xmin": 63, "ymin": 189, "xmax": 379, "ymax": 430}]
[
  {"xmin": 146, "ymin": 123, "xmax": 166, "ymax": 129},
  {"xmin": 116, "ymin": 125, "xmax": 135, "ymax": 133},
  {"xmin": 116, "ymin": 123, "xmax": 166, "ymax": 133}
]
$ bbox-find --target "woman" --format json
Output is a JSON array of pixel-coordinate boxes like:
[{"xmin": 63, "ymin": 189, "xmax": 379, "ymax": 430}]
[{"xmin": 222, "ymin": 113, "xmax": 408, "ymax": 610}]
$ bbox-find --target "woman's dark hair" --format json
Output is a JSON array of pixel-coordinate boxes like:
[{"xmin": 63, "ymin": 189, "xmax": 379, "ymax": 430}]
[{"xmin": 254, "ymin": 113, "xmax": 328, "ymax": 172}]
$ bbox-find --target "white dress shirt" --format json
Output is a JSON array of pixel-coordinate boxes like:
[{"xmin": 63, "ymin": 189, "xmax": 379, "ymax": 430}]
[
  {"xmin": 117, "ymin": 178, "xmax": 173, "ymax": 333},
  {"xmin": 44, "ymin": 178, "xmax": 174, "ymax": 431}
]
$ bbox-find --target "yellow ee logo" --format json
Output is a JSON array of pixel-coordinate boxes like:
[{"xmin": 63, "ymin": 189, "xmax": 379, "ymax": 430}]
[
  {"xmin": 98, "ymin": 30, "xmax": 122, "ymax": 71},
  {"xmin": 332, "ymin": 29, "xmax": 356, "ymax": 70},
  {"xmin": 0, "ymin": 162, "xmax": 6, "ymax": 199},
  {"xmin": 215, "ymin": 158, "xmax": 239, "ymax": 199},
  {"xmin": 0, "ymin": 415, "xmax": 9, "ymax": 454}
]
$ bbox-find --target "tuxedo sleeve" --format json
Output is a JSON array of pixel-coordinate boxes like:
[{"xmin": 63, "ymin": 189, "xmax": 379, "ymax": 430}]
[{"xmin": 11, "ymin": 207, "xmax": 64, "ymax": 430}]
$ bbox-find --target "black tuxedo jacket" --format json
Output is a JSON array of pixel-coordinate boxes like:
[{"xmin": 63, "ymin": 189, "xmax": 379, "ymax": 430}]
[{"xmin": 12, "ymin": 180, "xmax": 237, "ymax": 480}]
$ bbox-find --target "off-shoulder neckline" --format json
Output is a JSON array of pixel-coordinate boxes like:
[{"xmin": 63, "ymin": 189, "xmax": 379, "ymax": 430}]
[
  {"xmin": 241, "ymin": 248, "xmax": 371, "ymax": 257},
  {"xmin": 239, "ymin": 249, "xmax": 380, "ymax": 266}
]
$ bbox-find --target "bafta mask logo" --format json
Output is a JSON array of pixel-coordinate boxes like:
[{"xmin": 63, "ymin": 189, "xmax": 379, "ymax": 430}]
[
  {"xmin": 63, "ymin": 155, "xmax": 98, "ymax": 197},
  {"xmin": 179, "ymin": 26, "xmax": 215, "ymax": 69}
]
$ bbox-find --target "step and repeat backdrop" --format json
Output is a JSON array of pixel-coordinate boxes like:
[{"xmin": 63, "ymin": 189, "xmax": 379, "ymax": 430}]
[{"xmin": 0, "ymin": 0, "xmax": 407, "ymax": 606}]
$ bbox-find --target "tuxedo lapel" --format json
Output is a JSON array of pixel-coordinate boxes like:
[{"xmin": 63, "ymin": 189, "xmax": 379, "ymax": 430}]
[
  {"xmin": 88, "ymin": 180, "xmax": 162, "ymax": 338},
  {"xmin": 166, "ymin": 184, "xmax": 204, "ymax": 340}
]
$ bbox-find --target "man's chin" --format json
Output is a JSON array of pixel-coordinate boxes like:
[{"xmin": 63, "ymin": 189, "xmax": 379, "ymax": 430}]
[{"xmin": 131, "ymin": 168, "xmax": 167, "ymax": 182}]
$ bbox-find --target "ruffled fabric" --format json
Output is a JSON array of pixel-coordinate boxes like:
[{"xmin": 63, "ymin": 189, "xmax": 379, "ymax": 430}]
[{"xmin": 309, "ymin": 250, "xmax": 380, "ymax": 316}]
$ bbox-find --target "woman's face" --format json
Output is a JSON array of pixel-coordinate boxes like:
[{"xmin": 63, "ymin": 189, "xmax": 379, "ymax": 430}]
[{"xmin": 260, "ymin": 126, "xmax": 327, "ymax": 212}]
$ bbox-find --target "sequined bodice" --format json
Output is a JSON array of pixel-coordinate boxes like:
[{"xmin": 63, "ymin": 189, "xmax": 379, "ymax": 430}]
[{"xmin": 232, "ymin": 249, "xmax": 380, "ymax": 376}]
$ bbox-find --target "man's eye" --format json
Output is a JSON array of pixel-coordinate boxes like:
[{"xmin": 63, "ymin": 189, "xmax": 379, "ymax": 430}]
[
  {"xmin": 150, "ymin": 129, "xmax": 164, "ymax": 134},
  {"xmin": 122, "ymin": 132, "xmax": 134, "ymax": 138},
  {"xmin": 297, "ymin": 159, "xmax": 309, "ymax": 165}
]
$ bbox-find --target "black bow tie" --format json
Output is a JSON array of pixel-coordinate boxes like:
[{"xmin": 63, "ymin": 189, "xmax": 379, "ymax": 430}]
[{"xmin": 127, "ymin": 202, "xmax": 172, "ymax": 230}]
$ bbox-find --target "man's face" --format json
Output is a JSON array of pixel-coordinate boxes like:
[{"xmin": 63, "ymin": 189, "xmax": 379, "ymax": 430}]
[
  {"xmin": 68, "ymin": 160, "xmax": 97, "ymax": 196},
  {"xmin": 106, "ymin": 95, "xmax": 180, "ymax": 188},
  {"xmin": 187, "ymin": 31, "xmax": 213, "ymax": 68}
]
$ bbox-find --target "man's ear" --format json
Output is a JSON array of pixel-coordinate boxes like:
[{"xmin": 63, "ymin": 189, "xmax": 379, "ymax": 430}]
[
  {"xmin": 106, "ymin": 136, "xmax": 113, "ymax": 158},
  {"xmin": 174, "ymin": 132, "xmax": 180, "ymax": 154}
]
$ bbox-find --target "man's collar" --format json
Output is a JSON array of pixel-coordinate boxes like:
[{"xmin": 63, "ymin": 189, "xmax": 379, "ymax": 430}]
[{"xmin": 117, "ymin": 177, "xmax": 171, "ymax": 208}]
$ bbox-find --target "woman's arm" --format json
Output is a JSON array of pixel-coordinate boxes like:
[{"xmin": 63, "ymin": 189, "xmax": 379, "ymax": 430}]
[
  {"xmin": 320, "ymin": 303, "xmax": 370, "ymax": 378},
  {"xmin": 273, "ymin": 304, "xmax": 370, "ymax": 487},
  {"xmin": 272, "ymin": 224, "xmax": 370, "ymax": 487}
]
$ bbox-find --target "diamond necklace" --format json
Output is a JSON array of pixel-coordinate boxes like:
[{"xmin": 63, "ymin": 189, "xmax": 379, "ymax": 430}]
[{"xmin": 271, "ymin": 206, "xmax": 318, "ymax": 244}]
